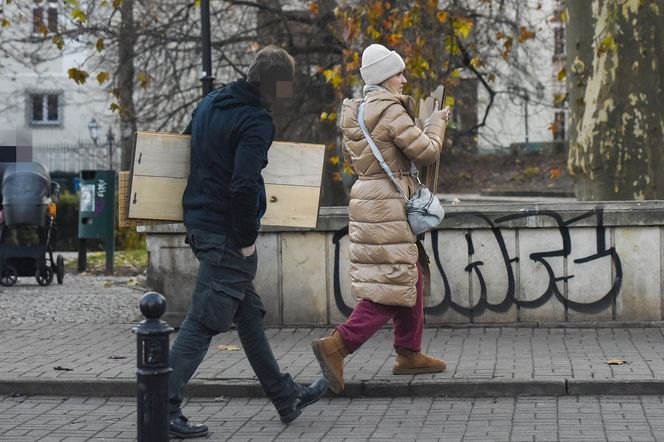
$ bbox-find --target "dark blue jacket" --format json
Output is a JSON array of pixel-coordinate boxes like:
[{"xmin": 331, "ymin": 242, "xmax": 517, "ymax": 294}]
[{"xmin": 182, "ymin": 79, "xmax": 273, "ymax": 248}]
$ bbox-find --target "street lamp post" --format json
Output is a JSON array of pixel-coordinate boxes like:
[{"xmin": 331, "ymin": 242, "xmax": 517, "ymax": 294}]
[
  {"xmin": 200, "ymin": 0, "xmax": 215, "ymax": 96},
  {"xmin": 87, "ymin": 118, "xmax": 100, "ymax": 147},
  {"xmin": 106, "ymin": 127, "xmax": 115, "ymax": 170}
]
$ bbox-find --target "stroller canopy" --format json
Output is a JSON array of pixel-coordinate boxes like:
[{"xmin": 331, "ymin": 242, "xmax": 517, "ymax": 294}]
[{"xmin": 1, "ymin": 162, "xmax": 52, "ymax": 226}]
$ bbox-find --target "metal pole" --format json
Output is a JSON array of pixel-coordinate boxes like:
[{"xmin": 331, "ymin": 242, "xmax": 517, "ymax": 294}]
[
  {"xmin": 134, "ymin": 292, "xmax": 173, "ymax": 442},
  {"xmin": 524, "ymin": 95, "xmax": 529, "ymax": 145},
  {"xmin": 200, "ymin": 0, "xmax": 215, "ymax": 96},
  {"xmin": 77, "ymin": 238, "xmax": 86, "ymax": 272}
]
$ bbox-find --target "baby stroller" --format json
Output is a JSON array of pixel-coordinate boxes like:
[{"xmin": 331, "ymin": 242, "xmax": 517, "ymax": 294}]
[{"xmin": 0, "ymin": 162, "xmax": 64, "ymax": 286}]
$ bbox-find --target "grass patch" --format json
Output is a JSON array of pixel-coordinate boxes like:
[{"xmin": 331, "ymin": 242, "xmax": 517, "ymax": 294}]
[{"xmin": 64, "ymin": 249, "xmax": 147, "ymax": 276}]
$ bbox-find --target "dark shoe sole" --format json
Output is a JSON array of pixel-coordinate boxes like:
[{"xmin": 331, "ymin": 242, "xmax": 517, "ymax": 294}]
[
  {"xmin": 169, "ymin": 429, "xmax": 209, "ymax": 439},
  {"xmin": 311, "ymin": 340, "xmax": 344, "ymax": 394},
  {"xmin": 392, "ymin": 366, "xmax": 446, "ymax": 375}
]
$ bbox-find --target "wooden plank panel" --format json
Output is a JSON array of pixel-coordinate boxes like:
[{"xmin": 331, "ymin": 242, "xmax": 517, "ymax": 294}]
[
  {"xmin": 128, "ymin": 132, "xmax": 325, "ymax": 227},
  {"xmin": 119, "ymin": 172, "xmax": 172, "ymax": 227},
  {"xmin": 262, "ymin": 184, "xmax": 320, "ymax": 228},
  {"xmin": 263, "ymin": 142, "xmax": 325, "ymax": 187},
  {"xmin": 128, "ymin": 176, "xmax": 187, "ymax": 221},
  {"xmin": 132, "ymin": 132, "xmax": 190, "ymax": 178}
]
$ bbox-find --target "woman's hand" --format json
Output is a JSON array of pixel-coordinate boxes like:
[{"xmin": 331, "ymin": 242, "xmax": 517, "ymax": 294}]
[{"xmin": 430, "ymin": 107, "xmax": 451, "ymax": 121}]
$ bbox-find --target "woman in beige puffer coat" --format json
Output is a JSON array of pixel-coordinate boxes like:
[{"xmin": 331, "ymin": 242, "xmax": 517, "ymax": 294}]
[{"xmin": 312, "ymin": 44, "xmax": 449, "ymax": 393}]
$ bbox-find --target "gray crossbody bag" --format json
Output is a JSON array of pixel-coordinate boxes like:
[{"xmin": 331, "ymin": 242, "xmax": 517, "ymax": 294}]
[{"xmin": 357, "ymin": 101, "xmax": 444, "ymax": 235}]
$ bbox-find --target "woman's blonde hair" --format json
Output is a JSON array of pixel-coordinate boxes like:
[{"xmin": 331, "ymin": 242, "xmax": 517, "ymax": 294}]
[{"xmin": 380, "ymin": 72, "xmax": 402, "ymax": 95}]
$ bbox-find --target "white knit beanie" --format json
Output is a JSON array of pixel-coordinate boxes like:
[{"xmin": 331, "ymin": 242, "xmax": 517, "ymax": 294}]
[{"xmin": 359, "ymin": 44, "xmax": 405, "ymax": 85}]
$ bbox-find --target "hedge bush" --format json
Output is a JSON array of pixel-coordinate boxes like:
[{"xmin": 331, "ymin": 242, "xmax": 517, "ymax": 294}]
[{"xmin": 54, "ymin": 191, "xmax": 146, "ymax": 251}]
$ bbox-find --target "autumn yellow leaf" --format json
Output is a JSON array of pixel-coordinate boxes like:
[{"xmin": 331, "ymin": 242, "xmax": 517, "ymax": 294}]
[
  {"xmin": 110, "ymin": 102, "xmax": 120, "ymax": 112},
  {"xmin": 387, "ymin": 33, "xmax": 402, "ymax": 46},
  {"xmin": 444, "ymin": 96, "xmax": 455, "ymax": 108},
  {"xmin": 333, "ymin": 171, "xmax": 343, "ymax": 182},
  {"xmin": 65, "ymin": 0, "xmax": 81, "ymax": 6},
  {"xmin": 308, "ymin": 1, "xmax": 319, "ymax": 15},
  {"xmin": 95, "ymin": 38, "xmax": 105, "ymax": 52},
  {"xmin": 112, "ymin": 0, "xmax": 123, "ymax": 8},
  {"xmin": 469, "ymin": 57, "xmax": 482, "ymax": 68},
  {"xmin": 136, "ymin": 71, "xmax": 150, "ymax": 88},
  {"xmin": 72, "ymin": 8, "xmax": 87, "ymax": 22},
  {"xmin": 557, "ymin": 67, "xmax": 566, "ymax": 81},
  {"xmin": 217, "ymin": 345, "xmax": 241, "ymax": 351},
  {"xmin": 328, "ymin": 112, "xmax": 337, "ymax": 121},
  {"xmin": 436, "ymin": 11, "xmax": 448, "ymax": 23},
  {"xmin": 96, "ymin": 71, "xmax": 109, "ymax": 84},
  {"xmin": 452, "ymin": 17, "xmax": 473, "ymax": 39},
  {"xmin": 51, "ymin": 35, "xmax": 64, "ymax": 50},
  {"xmin": 320, "ymin": 112, "xmax": 328, "ymax": 120},
  {"xmin": 343, "ymin": 162, "xmax": 354, "ymax": 176},
  {"xmin": 68, "ymin": 67, "xmax": 89, "ymax": 84},
  {"xmin": 330, "ymin": 155, "xmax": 340, "ymax": 165},
  {"xmin": 1, "ymin": 18, "xmax": 10, "ymax": 27},
  {"xmin": 38, "ymin": 23, "xmax": 48, "ymax": 37},
  {"xmin": 607, "ymin": 359, "xmax": 627, "ymax": 366},
  {"xmin": 487, "ymin": 73, "xmax": 496, "ymax": 82}
]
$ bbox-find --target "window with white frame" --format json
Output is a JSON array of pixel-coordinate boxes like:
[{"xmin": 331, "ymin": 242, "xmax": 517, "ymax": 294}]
[{"xmin": 28, "ymin": 92, "xmax": 63, "ymax": 126}]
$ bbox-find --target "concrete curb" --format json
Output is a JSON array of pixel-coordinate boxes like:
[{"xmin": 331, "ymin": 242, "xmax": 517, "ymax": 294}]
[{"xmin": 4, "ymin": 377, "xmax": 664, "ymax": 398}]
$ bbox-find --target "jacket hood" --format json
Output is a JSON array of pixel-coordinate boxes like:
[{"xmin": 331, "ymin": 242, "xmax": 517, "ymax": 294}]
[{"xmin": 210, "ymin": 78, "xmax": 271, "ymax": 111}]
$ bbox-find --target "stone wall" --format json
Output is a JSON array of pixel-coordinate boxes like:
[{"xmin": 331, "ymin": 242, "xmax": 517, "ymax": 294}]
[{"xmin": 142, "ymin": 202, "xmax": 664, "ymax": 326}]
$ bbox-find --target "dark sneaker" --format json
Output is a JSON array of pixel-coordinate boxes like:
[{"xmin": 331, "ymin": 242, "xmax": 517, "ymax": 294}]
[
  {"xmin": 277, "ymin": 378, "xmax": 328, "ymax": 424},
  {"xmin": 169, "ymin": 415, "xmax": 209, "ymax": 439}
]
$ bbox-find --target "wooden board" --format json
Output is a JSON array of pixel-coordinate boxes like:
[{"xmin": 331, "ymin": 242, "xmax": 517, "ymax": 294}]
[
  {"xmin": 417, "ymin": 86, "xmax": 445, "ymax": 192},
  {"xmin": 118, "ymin": 171, "xmax": 173, "ymax": 227},
  {"xmin": 127, "ymin": 132, "xmax": 325, "ymax": 228},
  {"xmin": 263, "ymin": 184, "xmax": 321, "ymax": 228}
]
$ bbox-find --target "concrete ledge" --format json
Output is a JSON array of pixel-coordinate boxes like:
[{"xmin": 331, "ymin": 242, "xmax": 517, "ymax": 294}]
[
  {"xmin": 4, "ymin": 377, "xmax": 659, "ymax": 399},
  {"xmin": 566, "ymin": 379, "xmax": 664, "ymax": 395}
]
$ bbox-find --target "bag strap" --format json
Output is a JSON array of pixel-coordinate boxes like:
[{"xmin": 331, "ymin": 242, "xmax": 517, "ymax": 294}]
[{"xmin": 358, "ymin": 101, "xmax": 418, "ymax": 203}]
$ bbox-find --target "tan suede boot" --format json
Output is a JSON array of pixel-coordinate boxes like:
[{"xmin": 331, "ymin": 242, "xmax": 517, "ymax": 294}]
[
  {"xmin": 392, "ymin": 347, "xmax": 446, "ymax": 375},
  {"xmin": 311, "ymin": 331, "xmax": 349, "ymax": 393}
]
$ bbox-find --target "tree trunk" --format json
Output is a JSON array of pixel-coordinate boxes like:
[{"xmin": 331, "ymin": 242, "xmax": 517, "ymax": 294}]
[
  {"xmin": 567, "ymin": 0, "xmax": 664, "ymax": 200},
  {"xmin": 118, "ymin": 0, "xmax": 137, "ymax": 171}
]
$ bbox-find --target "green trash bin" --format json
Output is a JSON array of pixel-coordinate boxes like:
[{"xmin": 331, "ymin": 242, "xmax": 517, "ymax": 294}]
[{"xmin": 78, "ymin": 170, "xmax": 115, "ymax": 273}]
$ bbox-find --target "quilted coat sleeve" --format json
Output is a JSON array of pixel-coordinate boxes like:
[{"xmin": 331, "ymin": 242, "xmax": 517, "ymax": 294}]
[{"xmin": 384, "ymin": 103, "xmax": 446, "ymax": 167}]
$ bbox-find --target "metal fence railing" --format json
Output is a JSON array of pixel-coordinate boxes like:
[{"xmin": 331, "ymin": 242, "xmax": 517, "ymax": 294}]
[{"xmin": 32, "ymin": 143, "xmax": 117, "ymax": 173}]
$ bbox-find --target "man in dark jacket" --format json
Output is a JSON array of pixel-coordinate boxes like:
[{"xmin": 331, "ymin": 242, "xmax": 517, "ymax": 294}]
[{"xmin": 168, "ymin": 46, "xmax": 327, "ymax": 439}]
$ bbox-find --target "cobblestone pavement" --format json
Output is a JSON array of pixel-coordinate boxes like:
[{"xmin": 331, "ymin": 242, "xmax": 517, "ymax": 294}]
[
  {"xmin": 2, "ymin": 324, "xmax": 664, "ymax": 388},
  {"xmin": 1, "ymin": 394, "xmax": 663, "ymax": 441},
  {"xmin": 0, "ymin": 274, "xmax": 143, "ymax": 324}
]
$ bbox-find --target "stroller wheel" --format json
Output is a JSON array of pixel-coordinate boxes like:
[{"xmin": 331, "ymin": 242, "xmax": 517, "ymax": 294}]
[
  {"xmin": 36, "ymin": 267, "xmax": 54, "ymax": 286},
  {"xmin": 1, "ymin": 266, "xmax": 17, "ymax": 287},
  {"xmin": 54, "ymin": 255, "xmax": 64, "ymax": 285}
]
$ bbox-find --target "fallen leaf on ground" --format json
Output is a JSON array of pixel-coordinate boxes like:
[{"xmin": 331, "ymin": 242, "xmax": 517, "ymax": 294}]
[
  {"xmin": 607, "ymin": 359, "xmax": 627, "ymax": 365},
  {"xmin": 107, "ymin": 355, "xmax": 127, "ymax": 360},
  {"xmin": 0, "ymin": 304, "xmax": 7, "ymax": 309},
  {"xmin": 217, "ymin": 345, "xmax": 241, "ymax": 351},
  {"xmin": 214, "ymin": 396, "xmax": 228, "ymax": 402},
  {"xmin": 126, "ymin": 277, "xmax": 138, "ymax": 286},
  {"xmin": 103, "ymin": 281, "xmax": 113, "ymax": 288},
  {"xmin": 53, "ymin": 366, "xmax": 74, "ymax": 371}
]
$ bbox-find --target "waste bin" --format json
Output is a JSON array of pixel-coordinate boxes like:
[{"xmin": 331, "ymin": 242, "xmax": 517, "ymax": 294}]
[{"xmin": 78, "ymin": 170, "xmax": 115, "ymax": 273}]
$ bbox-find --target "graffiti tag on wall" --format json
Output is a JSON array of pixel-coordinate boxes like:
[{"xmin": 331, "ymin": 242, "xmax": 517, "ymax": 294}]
[{"xmin": 333, "ymin": 208, "xmax": 622, "ymax": 317}]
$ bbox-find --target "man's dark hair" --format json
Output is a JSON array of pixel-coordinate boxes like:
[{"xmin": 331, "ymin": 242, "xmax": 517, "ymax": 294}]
[{"xmin": 246, "ymin": 45, "xmax": 295, "ymax": 83}]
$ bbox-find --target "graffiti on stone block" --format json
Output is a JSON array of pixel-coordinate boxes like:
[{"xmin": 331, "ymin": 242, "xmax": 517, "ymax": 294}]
[{"xmin": 333, "ymin": 208, "xmax": 622, "ymax": 317}]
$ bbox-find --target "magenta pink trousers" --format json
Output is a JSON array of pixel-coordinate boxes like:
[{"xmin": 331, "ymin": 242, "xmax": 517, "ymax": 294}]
[{"xmin": 336, "ymin": 263, "xmax": 424, "ymax": 353}]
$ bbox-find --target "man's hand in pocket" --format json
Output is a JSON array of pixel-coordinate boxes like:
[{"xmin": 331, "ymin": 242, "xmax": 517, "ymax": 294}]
[{"xmin": 241, "ymin": 244, "xmax": 256, "ymax": 258}]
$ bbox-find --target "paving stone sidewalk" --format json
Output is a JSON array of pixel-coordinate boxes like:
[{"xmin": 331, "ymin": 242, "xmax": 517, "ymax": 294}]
[
  {"xmin": 2, "ymin": 323, "xmax": 664, "ymax": 398},
  {"xmin": 2, "ymin": 273, "xmax": 664, "ymax": 398},
  {"xmin": 1, "ymin": 395, "xmax": 663, "ymax": 441}
]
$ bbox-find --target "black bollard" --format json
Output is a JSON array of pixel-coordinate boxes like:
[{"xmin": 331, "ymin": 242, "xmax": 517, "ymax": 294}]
[{"xmin": 134, "ymin": 292, "xmax": 174, "ymax": 442}]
